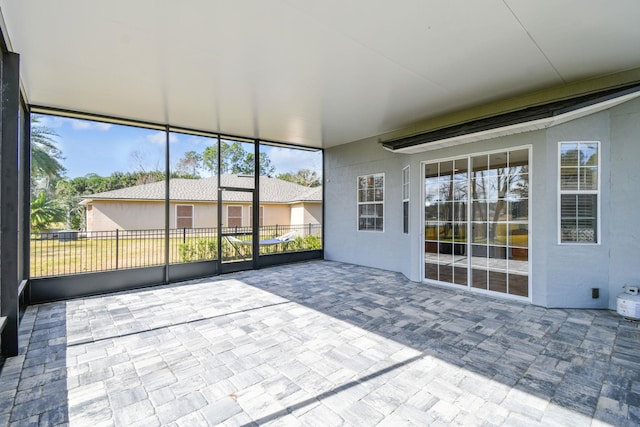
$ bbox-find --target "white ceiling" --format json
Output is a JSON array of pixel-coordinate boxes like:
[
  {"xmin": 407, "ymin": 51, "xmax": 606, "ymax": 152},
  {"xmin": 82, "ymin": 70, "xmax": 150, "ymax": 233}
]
[{"xmin": 2, "ymin": 0, "xmax": 640, "ymax": 148}]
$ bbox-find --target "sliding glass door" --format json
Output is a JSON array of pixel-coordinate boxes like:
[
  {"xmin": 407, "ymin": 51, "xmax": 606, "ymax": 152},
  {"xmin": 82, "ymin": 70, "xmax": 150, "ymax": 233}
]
[{"xmin": 424, "ymin": 148, "xmax": 530, "ymax": 299}]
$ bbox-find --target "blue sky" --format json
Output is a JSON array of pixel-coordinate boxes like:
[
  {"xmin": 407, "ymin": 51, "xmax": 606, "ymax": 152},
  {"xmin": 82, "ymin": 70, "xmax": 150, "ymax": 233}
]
[{"xmin": 36, "ymin": 114, "xmax": 322, "ymax": 179}]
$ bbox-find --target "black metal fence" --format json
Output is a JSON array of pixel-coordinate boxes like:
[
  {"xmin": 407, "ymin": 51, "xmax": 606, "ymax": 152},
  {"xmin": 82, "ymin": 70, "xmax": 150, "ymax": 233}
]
[{"xmin": 30, "ymin": 224, "xmax": 322, "ymax": 278}]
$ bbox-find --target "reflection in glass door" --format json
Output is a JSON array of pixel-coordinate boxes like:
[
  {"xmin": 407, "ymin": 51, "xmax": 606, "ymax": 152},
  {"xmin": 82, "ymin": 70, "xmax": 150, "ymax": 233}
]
[
  {"xmin": 424, "ymin": 159, "xmax": 468, "ymax": 286},
  {"xmin": 424, "ymin": 149, "xmax": 529, "ymax": 298}
]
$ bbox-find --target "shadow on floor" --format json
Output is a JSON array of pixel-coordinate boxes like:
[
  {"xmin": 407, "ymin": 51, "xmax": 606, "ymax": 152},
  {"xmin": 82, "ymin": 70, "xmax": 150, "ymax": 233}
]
[{"xmin": 233, "ymin": 260, "xmax": 640, "ymax": 426}]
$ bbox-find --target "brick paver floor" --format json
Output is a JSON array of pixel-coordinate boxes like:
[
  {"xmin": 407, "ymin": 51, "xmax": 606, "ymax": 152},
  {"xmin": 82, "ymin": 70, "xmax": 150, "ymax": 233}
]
[{"xmin": 1, "ymin": 260, "xmax": 639, "ymax": 426}]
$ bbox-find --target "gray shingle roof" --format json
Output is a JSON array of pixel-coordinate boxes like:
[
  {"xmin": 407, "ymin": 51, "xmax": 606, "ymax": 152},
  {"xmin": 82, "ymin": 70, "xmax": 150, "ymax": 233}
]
[{"xmin": 81, "ymin": 175, "xmax": 322, "ymax": 203}]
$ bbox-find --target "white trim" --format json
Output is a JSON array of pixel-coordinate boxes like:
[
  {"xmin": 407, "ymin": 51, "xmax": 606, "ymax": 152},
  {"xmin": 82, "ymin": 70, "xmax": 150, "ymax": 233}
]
[
  {"xmin": 390, "ymin": 91, "xmax": 640, "ymax": 154},
  {"xmin": 357, "ymin": 173, "xmax": 385, "ymax": 232},
  {"xmin": 420, "ymin": 145, "xmax": 532, "ymax": 303},
  {"xmin": 175, "ymin": 204, "xmax": 194, "ymax": 228},
  {"xmin": 557, "ymin": 141, "xmax": 601, "ymax": 245}
]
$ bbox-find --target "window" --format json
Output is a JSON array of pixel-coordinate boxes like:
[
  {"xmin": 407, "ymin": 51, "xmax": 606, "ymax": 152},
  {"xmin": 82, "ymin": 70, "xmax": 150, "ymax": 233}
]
[
  {"xmin": 227, "ymin": 205, "xmax": 243, "ymax": 227},
  {"xmin": 358, "ymin": 173, "xmax": 384, "ymax": 232},
  {"xmin": 402, "ymin": 166, "xmax": 410, "ymax": 234},
  {"xmin": 559, "ymin": 142, "xmax": 599, "ymax": 244},
  {"xmin": 176, "ymin": 205, "xmax": 193, "ymax": 228}
]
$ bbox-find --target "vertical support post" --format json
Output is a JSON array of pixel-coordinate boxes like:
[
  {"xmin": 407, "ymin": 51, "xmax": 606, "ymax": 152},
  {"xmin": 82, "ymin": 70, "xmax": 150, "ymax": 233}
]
[
  {"xmin": 20, "ymin": 102, "xmax": 30, "ymax": 295},
  {"xmin": 164, "ymin": 125, "xmax": 170, "ymax": 283},
  {"xmin": 1, "ymin": 51, "xmax": 21, "ymax": 356},
  {"xmin": 321, "ymin": 148, "xmax": 325, "ymax": 256},
  {"xmin": 216, "ymin": 135, "xmax": 223, "ymax": 262},
  {"xmin": 115, "ymin": 229, "xmax": 119, "ymax": 270},
  {"xmin": 253, "ymin": 139, "xmax": 259, "ymax": 269}
]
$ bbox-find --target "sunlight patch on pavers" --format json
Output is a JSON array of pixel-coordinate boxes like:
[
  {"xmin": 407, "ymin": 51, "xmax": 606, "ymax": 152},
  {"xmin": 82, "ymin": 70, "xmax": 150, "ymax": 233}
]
[{"xmin": 59, "ymin": 278, "xmax": 433, "ymax": 425}]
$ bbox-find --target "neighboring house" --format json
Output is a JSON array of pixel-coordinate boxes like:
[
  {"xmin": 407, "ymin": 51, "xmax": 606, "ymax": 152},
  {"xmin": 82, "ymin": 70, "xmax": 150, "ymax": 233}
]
[
  {"xmin": 80, "ymin": 175, "xmax": 322, "ymax": 232},
  {"xmin": 325, "ymin": 84, "xmax": 640, "ymax": 310}
]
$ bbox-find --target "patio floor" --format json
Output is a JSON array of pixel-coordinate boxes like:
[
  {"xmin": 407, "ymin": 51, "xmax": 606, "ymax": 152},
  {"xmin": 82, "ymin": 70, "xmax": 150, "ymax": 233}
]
[{"xmin": 1, "ymin": 260, "xmax": 639, "ymax": 426}]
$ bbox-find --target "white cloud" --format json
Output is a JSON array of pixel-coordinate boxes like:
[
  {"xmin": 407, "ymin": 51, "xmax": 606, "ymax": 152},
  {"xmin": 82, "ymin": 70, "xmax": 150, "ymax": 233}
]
[
  {"xmin": 33, "ymin": 115, "xmax": 112, "ymax": 131},
  {"xmin": 146, "ymin": 131, "xmax": 179, "ymax": 145},
  {"xmin": 72, "ymin": 119, "xmax": 111, "ymax": 131},
  {"xmin": 32, "ymin": 114, "xmax": 63, "ymax": 128}
]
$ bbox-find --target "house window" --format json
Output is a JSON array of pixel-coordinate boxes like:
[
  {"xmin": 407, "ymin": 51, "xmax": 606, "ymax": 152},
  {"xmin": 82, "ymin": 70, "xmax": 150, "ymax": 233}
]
[
  {"xmin": 249, "ymin": 206, "xmax": 264, "ymax": 227},
  {"xmin": 176, "ymin": 205, "xmax": 193, "ymax": 228},
  {"xmin": 227, "ymin": 205, "xmax": 243, "ymax": 228},
  {"xmin": 358, "ymin": 173, "xmax": 384, "ymax": 232},
  {"xmin": 402, "ymin": 166, "xmax": 410, "ymax": 234},
  {"xmin": 559, "ymin": 142, "xmax": 599, "ymax": 244}
]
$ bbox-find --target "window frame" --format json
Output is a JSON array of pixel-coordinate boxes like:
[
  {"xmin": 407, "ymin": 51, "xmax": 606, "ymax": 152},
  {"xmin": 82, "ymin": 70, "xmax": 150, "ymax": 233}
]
[
  {"xmin": 175, "ymin": 204, "xmax": 194, "ymax": 229},
  {"xmin": 357, "ymin": 173, "xmax": 385, "ymax": 232},
  {"xmin": 402, "ymin": 166, "xmax": 410, "ymax": 234},
  {"xmin": 557, "ymin": 141, "xmax": 601, "ymax": 245}
]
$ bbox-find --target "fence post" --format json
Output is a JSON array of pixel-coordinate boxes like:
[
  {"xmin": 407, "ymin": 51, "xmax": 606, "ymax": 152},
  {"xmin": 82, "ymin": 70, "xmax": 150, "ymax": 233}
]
[
  {"xmin": 115, "ymin": 229, "xmax": 119, "ymax": 270},
  {"xmin": 183, "ymin": 228, "xmax": 186, "ymax": 244},
  {"xmin": 308, "ymin": 223, "xmax": 312, "ymax": 236}
]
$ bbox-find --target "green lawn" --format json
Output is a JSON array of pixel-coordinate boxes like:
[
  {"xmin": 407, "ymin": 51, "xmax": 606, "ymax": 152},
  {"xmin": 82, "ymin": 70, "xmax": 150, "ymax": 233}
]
[{"xmin": 30, "ymin": 234, "xmax": 322, "ymax": 278}]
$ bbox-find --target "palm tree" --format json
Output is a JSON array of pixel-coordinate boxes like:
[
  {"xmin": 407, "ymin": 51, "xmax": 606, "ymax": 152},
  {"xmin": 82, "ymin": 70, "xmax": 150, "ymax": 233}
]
[
  {"xmin": 30, "ymin": 191, "xmax": 65, "ymax": 231},
  {"xmin": 31, "ymin": 115, "xmax": 65, "ymax": 182}
]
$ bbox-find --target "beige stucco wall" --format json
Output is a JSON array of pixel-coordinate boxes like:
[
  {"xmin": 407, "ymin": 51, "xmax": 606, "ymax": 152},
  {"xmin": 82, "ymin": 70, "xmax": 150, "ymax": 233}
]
[
  {"xmin": 88, "ymin": 201, "xmax": 219, "ymax": 231},
  {"xmin": 290, "ymin": 202, "xmax": 322, "ymax": 225},
  {"xmin": 263, "ymin": 204, "xmax": 290, "ymax": 226},
  {"xmin": 304, "ymin": 202, "xmax": 322, "ymax": 224},
  {"xmin": 86, "ymin": 200, "xmax": 321, "ymax": 231},
  {"xmin": 89, "ymin": 201, "xmax": 165, "ymax": 231}
]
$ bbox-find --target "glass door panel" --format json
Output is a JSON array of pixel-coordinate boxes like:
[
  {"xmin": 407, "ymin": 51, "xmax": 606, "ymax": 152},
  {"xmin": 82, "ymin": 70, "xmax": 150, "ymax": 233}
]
[
  {"xmin": 424, "ymin": 149, "xmax": 529, "ymax": 298},
  {"xmin": 424, "ymin": 159, "xmax": 468, "ymax": 287}
]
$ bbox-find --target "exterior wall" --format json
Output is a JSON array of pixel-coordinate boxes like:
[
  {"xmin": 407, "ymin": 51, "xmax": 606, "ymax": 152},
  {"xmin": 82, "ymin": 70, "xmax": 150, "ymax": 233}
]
[
  {"xmin": 263, "ymin": 204, "xmax": 290, "ymax": 226},
  {"xmin": 324, "ymin": 138, "xmax": 409, "ymax": 276},
  {"xmin": 325, "ymin": 97, "xmax": 640, "ymax": 309},
  {"xmin": 86, "ymin": 201, "xmax": 321, "ymax": 230},
  {"xmin": 609, "ymin": 97, "xmax": 640, "ymax": 309},
  {"xmin": 543, "ymin": 112, "xmax": 611, "ymax": 308},
  {"xmin": 290, "ymin": 202, "xmax": 322, "ymax": 225},
  {"xmin": 90, "ymin": 201, "xmax": 165, "ymax": 231},
  {"xmin": 291, "ymin": 204, "xmax": 304, "ymax": 225},
  {"xmin": 89, "ymin": 201, "xmax": 218, "ymax": 231}
]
